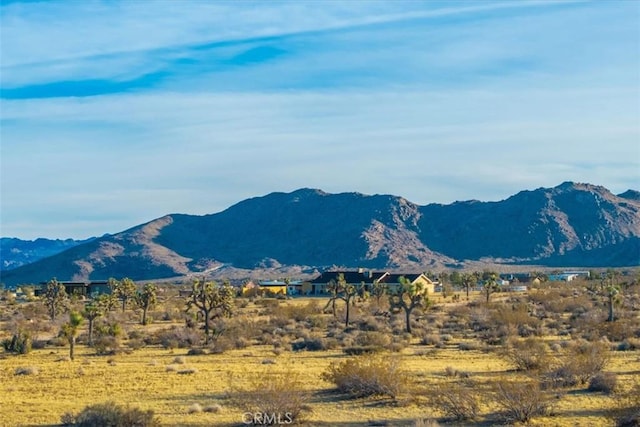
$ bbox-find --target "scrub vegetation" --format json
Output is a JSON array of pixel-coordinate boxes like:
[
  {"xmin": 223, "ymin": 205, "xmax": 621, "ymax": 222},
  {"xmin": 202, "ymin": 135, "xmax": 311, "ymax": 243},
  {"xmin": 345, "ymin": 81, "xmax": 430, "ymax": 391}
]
[{"xmin": 1, "ymin": 272, "xmax": 639, "ymax": 426}]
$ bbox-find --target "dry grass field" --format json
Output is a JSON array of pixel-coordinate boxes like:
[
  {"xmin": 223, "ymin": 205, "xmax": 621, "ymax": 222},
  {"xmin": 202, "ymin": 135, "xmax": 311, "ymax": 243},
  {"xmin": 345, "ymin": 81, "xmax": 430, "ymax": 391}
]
[{"xmin": 1, "ymin": 279, "xmax": 639, "ymax": 426}]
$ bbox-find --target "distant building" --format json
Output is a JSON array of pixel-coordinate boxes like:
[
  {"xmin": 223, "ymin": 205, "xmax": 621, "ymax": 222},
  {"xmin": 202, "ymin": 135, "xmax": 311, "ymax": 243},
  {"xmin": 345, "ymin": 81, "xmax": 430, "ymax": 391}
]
[
  {"xmin": 306, "ymin": 270, "xmax": 435, "ymax": 296},
  {"xmin": 35, "ymin": 280, "xmax": 111, "ymax": 298}
]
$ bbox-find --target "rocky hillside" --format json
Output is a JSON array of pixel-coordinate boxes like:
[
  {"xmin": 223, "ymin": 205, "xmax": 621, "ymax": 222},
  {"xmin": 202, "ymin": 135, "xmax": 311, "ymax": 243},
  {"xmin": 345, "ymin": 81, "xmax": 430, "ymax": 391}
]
[{"xmin": 1, "ymin": 182, "xmax": 638, "ymax": 286}]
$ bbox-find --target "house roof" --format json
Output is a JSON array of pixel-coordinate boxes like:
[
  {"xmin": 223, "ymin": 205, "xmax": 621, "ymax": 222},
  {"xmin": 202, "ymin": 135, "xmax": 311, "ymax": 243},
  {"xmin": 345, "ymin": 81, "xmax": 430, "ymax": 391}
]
[
  {"xmin": 379, "ymin": 273, "xmax": 429, "ymax": 284},
  {"xmin": 309, "ymin": 271, "xmax": 388, "ymax": 284}
]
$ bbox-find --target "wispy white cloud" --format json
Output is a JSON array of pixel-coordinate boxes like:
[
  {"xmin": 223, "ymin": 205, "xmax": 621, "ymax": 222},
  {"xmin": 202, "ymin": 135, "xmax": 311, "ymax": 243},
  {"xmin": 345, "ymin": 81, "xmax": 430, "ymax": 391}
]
[{"xmin": 1, "ymin": 0, "xmax": 638, "ymax": 239}]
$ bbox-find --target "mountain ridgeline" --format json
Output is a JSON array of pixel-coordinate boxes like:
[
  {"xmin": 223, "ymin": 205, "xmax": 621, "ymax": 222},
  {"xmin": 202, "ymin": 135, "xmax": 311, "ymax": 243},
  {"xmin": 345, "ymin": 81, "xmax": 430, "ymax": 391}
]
[{"xmin": 1, "ymin": 182, "xmax": 639, "ymax": 285}]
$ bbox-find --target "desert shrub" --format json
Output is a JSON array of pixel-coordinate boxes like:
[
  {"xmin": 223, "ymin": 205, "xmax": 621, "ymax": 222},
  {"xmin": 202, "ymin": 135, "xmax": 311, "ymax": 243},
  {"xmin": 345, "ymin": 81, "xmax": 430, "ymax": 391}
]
[
  {"xmin": 93, "ymin": 336, "xmax": 121, "ymax": 356},
  {"xmin": 353, "ymin": 331, "xmax": 391, "ymax": 348},
  {"xmin": 127, "ymin": 339, "xmax": 145, "ymax": 351},
  {"xmin": 343, "ymin": 345, "xmax": 385, "ymax": 355},
  {"xmin": 322, "ymin": 355, "xmax": 408, "ymax": 398},
  {"xmin": 542, "ymin": 365, "xmax": 579, "ymax": 389},
  {"xmin": 208, "ymin": 336, "xmax": 235, "ymax": 354},
  {"xmin": 31, "ymin": 339, "xmax": 48, "ymax": 349},
  {"xmin": 306, "ymin": 315, "xmax": 327, "ymax": 329},
  {"xmin": 232, "ymin": 371, "xmax": 310, "ymax": 425},
  {"xmin": 152, "ymin": 326, "xmax": 201, "ymax": 349},
  {"xmin": 503, "ymin": 337, "xmax": 551, "ymax": 372},
  {"xmin": 304, "ymin": 337, "xmax": 329, "ymax": 351},
  {"xmin": 458, "ymin": 341, "xmax": 480, "ymax": 351},
  {"xmin": 187, "ymin": 403, "xmax": 202, "ymax": 414},
  {"xmin": 427, "ymin": 382, "xmax": 480, "ymax": 421},
  {"xmin": 612, "ymin": 383, "xmax": 640, "ymax": 427},
  {"xmin": 542, "ymin": 339, "xmax": 610, "ymax": 388},
  {"xmin": 439, "ymin": 334, "xmax": 453, "ymax": 342},
  {"xmin": 570, "ymin": 340, "xmax": 610, "ymax": 384},
  {"xmin": 617, "ymin": 338, "xmax": 640, "ymax": 351},
  {"xmin": 492, "ymin": 379, "xmax": 553, "ymax": 423},
  {"xmin": 203, "ymin": 403, "xmax": 222, "ymax": 413},
  {"xmin": 2, "ymin": 330, "xmax": 31, "ymax": 354},
  {"xmin": 420, "ymin": 334, "xmax": 441, "ymax": 346},
  {"xmin": 62, "ymin": 401, "xmax": 159, "ymax": 427},
  {"xmin": 15, "ymin": 366, "xmax": 38, "ymax": 375},
  {"xmin": 588, "ymin": 372, "xmax": 617, "ymax": 394},
  {"xmin": 413, "ymin": 418, "xmax": 441, "ymax": 427}
]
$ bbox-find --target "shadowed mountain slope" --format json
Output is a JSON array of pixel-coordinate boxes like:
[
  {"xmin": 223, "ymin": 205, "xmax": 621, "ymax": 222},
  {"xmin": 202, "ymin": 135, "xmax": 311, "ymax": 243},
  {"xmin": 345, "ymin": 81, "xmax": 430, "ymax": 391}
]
[{"xmin": 1, "ymin": 182, "xmax": 638, "ymax": 286}]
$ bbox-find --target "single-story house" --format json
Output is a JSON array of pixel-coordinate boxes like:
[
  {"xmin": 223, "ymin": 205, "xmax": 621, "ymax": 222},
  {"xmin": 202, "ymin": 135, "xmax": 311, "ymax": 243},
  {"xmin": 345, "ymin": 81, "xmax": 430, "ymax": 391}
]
[
  {"xmin": 35, "ymin": 280, "xmax": 111, "ymax": 298},
  {"xmin": 378, "ymin": 273, "xmax": 436, "ymax": 294},
  {"xmin": 307, "ymin": 270, "xmax": 388, "ymax": 295}
]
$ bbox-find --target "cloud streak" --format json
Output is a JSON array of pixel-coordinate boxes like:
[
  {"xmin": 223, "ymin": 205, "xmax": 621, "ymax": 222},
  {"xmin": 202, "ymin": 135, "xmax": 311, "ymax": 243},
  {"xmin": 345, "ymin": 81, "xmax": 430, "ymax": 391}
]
[{"xmin": 1, "ymin": 0, "xmax": 638, "ymax": 239}]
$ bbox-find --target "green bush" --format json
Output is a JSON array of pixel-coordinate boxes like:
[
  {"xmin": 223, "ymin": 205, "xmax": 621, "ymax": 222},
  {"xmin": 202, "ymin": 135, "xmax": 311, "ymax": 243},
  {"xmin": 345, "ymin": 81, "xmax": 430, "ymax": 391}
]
[
  {"xmin": 61, "ymin": 401, "xmax": 159, "ymax": 427},
  {"xmin": 322, "ymin": 355, "xmax": 408, "ymax": 398},
  {"xmin": 2, "ymin": 330, "xmax": 31, "ymax": 354}
]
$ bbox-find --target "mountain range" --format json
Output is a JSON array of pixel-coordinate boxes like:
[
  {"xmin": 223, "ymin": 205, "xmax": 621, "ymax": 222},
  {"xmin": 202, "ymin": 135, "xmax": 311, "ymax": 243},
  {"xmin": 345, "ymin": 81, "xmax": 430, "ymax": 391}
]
[{"xmin": 1, "ymin": 182, "xmax": 639, "ymax": 286}]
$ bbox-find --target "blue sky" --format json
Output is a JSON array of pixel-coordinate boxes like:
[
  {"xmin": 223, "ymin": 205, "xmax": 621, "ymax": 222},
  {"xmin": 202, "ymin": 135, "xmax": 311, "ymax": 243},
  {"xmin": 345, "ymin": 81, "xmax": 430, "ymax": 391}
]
[{"xmin": 1, "ymin": 0, "xmax": 639, "ymax": 240}]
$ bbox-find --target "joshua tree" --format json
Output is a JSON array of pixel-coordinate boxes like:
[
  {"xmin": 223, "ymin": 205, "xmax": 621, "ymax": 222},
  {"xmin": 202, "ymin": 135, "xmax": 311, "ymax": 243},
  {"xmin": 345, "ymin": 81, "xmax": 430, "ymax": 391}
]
[
  {"xmin": 602, "ymin": 270, "xmax": 621, "ymax": 322},
  {"xmin": 44, "ymin": 278, "xmax": 68, "ymax": 321},
  {"xmin": 185, "ymin": 278, "xmax": 234, "ymax": 344},
  {"xmin": 324, "ymin": 278, "xmax": 340, "ymax": 318},
  {"xmin": 115, "ymin": 277, "xmax": 137, "ymax": 312},
  {"xmin": 323, "ymin": 274, "xmax": 359, "ymax": 326},
  {"xmin": 482, "ymin": 272, "xmax": 499, "ymax": 303},
  {"xmin": 135, "ymin": 283, "xmax": 158, "ymax": 325},
  {"xmin": 338, "ymin": 275, "xmax": 358, "ymax": 327},
  {"xmin": 61, "ymin": 311, "xmax": 84, "ymax": 361},
  {"xmin": 388, "ymin": 276, "xmax": 431, "ymax": 334},
  {"xmin": 82, "ymin": 298, "xmax": 106, "ymax": 347},
  {"xmin": 461, "ymin": 272, "xmax": 478, "ymax": 301},
  {"xmin": 371, "ymin": 280, "xmax": 387, "ymax": 307}
]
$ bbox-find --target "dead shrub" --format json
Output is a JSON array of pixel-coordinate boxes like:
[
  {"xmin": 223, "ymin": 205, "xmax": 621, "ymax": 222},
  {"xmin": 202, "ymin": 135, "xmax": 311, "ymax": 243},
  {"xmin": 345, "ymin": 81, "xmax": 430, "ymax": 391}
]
[
  {"xmin": 231, "ymin": 370, "xmax": 310, "ymax": 425},
  {"xmin": 152, "ymin": 326, "xmax": 201, "ymax": 349},
  {"xmin": 61, "ymin": 401, "xmax": 159, "ymax": 427},
  {"xmin": 15, "ymin": 366, "xmax": 38, "ymax": 375},
  {"xmin": 353, "ymin": 331, "xmax": 391, "ymax": 349},
  {"xmin": 187, "ymin": 403, "xmax": 203, "ymax": 414},
  {"xmin": 503, "ymin": 337, "xmax": 551, "ymax": 372},
  {"xmin": 588, "ymin": 372, "xmax": 617, "ymax": 394},
  {"xmin": 458, "ymin": 341, "xmax": 480, "ymax": 351},
  {"xmin": 322, "ymin": 355, "xmax": 409, "ymax": 399},
  {"xmin": 427, "ymin": 382, "xmax": 480, "ymax": 421},
  {"xmin": 611, "ymin": 383, "xmax": 640, "ymax": 427},
  {"xmin": 492, "ymin": 379, "xmax": 553, "ymax": 423},
  {"xmin": 570, "ymin": 339, "xmax": 610, "ymax": 384},
  {"xmin": 203, "ymin": 403, "xmax": 222, "ymax": 413},
  {"xmin": 342, "ymin": 346, "xmax": 384, "ymax": 355}
]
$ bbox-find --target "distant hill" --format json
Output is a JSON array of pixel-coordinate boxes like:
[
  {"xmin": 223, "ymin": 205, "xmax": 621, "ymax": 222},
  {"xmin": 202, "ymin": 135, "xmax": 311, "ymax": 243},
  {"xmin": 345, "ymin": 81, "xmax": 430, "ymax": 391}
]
[
  {"xmin": 1, "ymin": 182, "xmax": 638, "ymax": 286},
  {"xmin": 1, "ymin": 237, "xmax": 95, "ymax": 271}
]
